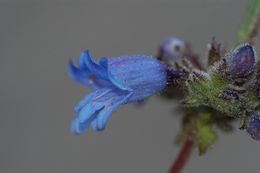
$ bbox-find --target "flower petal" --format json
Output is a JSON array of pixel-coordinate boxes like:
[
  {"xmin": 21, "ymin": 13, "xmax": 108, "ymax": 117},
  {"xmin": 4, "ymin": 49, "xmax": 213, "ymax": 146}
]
[
  {"xmin": 74, "ymin": 92, "xmax": 95, "ymax": 113},
  {"xmin": 78, "ymin": 102, "xmax": 104, "ymax": 123},
  {"xmin": 68, "ymin": 59, "xmax": 90, "ymax": 86},
  {"xmin": 91, "ymin": 92, "xmax": 132, "ymax": 131},
  {"xmin": 83, "ymin": 50, "xmax": 109, "ymax": 80},
  {"xmin": 99, "ymin": 57, "xmax": 131, "ymax": 91},
  {"xmin": 71, "ymin": 87, "xmax": 131, "ymax": 133},
  {"xmin": 68, "ymin": 54, "xmax": 111, "ymax": 89},
  {"xmin": 71, "ymin": 109, "xmax": 102, "ymax": 135},
  {"xmin": 77, "ymin": 51, "xmax": 88, "ymax": 69},
  {"xmin": 104, "ymin": 56, "xmax": 167, "ymax": 102},
  {"xmin": 76, "ymin": 89, "xmax": 113, "ymax": 123}
]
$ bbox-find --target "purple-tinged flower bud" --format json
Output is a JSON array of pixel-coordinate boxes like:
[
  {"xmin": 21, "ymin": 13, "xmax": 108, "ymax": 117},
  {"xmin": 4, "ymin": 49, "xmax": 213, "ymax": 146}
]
[
  {"xmin": 158, "ymin": 37, "xmax": 185, "ymax": 61},
  {"xmin": 166, "ymin": 68, "xmax": 186, "ymax": 86},
  {"xmin": 246, "ymin": 111, "xmax": 260, "ymax": 140},
  {"xmin": 226, "ymin": 44, "xmax": 256, "ymax": 78},
  {"xmin": 218, "ymin": 90, "xmax": 239, "ymax": 102}
]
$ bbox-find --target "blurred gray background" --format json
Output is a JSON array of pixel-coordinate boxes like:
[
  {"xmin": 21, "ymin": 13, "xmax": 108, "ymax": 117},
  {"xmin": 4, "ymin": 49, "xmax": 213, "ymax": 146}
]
[{"xmin": 0, "ymin": 0, "xmax": 259, "ymax": 173}]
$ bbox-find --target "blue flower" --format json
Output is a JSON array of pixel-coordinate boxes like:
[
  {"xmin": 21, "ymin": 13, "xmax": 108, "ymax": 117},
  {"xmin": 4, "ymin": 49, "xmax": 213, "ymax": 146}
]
[{"xmin": 68, "ymin": 50, "xmax": 167, "ymax": 134}]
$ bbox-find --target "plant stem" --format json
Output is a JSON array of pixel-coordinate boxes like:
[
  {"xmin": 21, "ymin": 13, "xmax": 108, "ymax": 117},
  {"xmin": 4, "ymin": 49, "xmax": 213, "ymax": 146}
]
[
  {"xmin": 238, "ymin": 0, "xmax": 260, "ymax": 43},
  {"xmin": 168, "ymin": 139, "xmax": 194, "ymax": 173}
]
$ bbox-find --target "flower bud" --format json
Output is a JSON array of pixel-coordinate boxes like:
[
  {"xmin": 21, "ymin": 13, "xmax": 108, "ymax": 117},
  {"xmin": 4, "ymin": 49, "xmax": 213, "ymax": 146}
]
[
  {"xmin": 159, "ymin": 37, "xmax": 185, "ymax": 61},
  {"xmin": 246, "ymin": 111, "xmax": 260, "ymax": 140},
  {"xmin": 226, "ymin": 44, "xmax": 255, "ymax": 78}
]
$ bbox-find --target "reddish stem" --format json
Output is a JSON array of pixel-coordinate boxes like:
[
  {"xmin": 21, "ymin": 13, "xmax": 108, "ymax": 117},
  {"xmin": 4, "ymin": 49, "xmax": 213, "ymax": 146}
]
[{"xmin": 168, "ymin": 139, "xmax": 194, "ymax": 173}]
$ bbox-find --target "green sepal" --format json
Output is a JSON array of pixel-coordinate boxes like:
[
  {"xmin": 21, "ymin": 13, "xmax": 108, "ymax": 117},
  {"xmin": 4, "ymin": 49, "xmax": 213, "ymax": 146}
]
[{"xmin": 195, "ymin": 112, "xmax": 218, "ymax": 155}]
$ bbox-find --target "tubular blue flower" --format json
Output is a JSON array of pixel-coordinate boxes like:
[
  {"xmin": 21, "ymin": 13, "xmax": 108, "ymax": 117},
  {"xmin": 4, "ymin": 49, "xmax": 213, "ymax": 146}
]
[
  {"xmin": 226, "ymin": 44, "xmax": 256, "ymax": 78},
  {"xmin": 246, "ymin": 111, "xmax": 260, "ymax": 140},
  {"xmin": 68, "ymin": 50, "xmax": 167, "ymax": 134}
]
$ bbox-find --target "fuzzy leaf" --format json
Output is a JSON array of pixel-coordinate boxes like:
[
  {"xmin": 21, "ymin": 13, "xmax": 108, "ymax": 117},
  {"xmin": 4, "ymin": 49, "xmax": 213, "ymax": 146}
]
[{"xmin": 195, "ymin": 113, "xmax": 218, "ymax": 155}]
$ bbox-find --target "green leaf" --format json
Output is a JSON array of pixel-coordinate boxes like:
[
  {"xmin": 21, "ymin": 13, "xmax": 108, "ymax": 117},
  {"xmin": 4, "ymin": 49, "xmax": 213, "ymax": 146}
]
[{"xmin": 195, "ymin": 113, "xmax": 218, "ymax": 155}]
